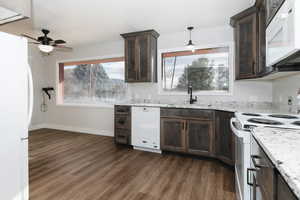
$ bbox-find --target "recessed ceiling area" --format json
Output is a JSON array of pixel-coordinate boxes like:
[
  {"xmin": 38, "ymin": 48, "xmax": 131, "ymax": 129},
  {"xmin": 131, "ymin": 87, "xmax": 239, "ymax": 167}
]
[{"xmin": 1, "ymin": 0, "xmax": 254, "ymax": 46}]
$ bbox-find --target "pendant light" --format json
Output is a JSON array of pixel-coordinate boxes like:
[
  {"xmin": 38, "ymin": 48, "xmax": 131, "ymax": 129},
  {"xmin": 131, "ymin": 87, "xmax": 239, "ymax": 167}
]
[{"xmin": 186, "ymin": 26, "xmax": 195, "ymax": 52}]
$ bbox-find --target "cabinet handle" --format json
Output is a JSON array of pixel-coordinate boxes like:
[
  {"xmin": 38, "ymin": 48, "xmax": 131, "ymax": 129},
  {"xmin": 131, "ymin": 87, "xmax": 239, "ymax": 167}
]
[
  {"xmin": 247, "ymin": 168, "xmax": 258, "ymax": 186},
  {"xmin": 182, "ymin": 122, "xmax": 185, "ymax": 131}
]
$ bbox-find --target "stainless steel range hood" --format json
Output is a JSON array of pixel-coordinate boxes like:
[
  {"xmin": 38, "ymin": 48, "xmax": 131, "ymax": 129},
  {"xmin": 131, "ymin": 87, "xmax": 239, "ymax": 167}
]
[{"xmin": 0, "ymin": 0, "xmax": 31, "ymax": 25}]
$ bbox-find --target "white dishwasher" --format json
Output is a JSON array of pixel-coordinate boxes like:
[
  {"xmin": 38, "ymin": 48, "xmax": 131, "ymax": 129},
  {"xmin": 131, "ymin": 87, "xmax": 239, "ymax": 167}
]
[{"xmin": 131, "ymin": 106, "xmax": 161, "ymax": 153}]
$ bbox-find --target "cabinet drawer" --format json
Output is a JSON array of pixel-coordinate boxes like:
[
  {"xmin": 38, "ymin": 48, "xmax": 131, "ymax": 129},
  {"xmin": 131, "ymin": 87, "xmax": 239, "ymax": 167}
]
[
  {"xmin": 160, "ymin": 108, "xmax": 213, "ymax": 120},
  {"xmin": 115, "ymin": 105, "xmax": 131, "ymax": 114},
  {"xmin": 115, "ymin": 115, "xmax": 131, "ymax": 129},
  {"xmin": 115, "ymin": 129, "xmax": 130, "ymax": 145}
]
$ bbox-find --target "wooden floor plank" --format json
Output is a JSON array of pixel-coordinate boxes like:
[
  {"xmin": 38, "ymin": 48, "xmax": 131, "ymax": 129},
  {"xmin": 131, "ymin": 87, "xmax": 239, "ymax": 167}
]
[{"xmin": 29, "ymin": 129, "xmax": 236, "ymax": 200}]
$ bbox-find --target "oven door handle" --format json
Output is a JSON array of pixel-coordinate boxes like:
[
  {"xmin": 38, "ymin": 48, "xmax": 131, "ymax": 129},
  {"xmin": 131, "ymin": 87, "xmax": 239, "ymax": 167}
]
[{"xmin": 230, "ymin": 118, "xmax": 244, "ymax": 138}]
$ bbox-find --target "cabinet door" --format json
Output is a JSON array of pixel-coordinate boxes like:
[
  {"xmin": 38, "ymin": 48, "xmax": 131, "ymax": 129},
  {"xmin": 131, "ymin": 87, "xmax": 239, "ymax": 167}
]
[
  {"xmin": 215, "ymin": 111, "xmax": 235, "ymax": 165},
  {"xmin": 137, "ymin": 35, "xmax": 150, "ymax": 82},
  {"xmin": 125, "ymin": 37, "xmax": 138, "ymax": 82},
  {"xmin": 186, "ymin": 120, "xmax": 213, "ymax": 156},
  {"xmin": 235, "ymin": 12, "xmax": 258, "ymax": 80},
  {"xmin": 160, "ymin": 118, "xmax": 186, "ymax": 152},
  {"xmin": 257, "ymin": 1, "xmax": 267, "ymax": 75}
]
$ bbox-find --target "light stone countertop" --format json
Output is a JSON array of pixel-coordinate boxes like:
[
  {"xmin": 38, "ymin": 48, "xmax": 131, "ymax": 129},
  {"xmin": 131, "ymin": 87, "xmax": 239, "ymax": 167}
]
[
  {"xmin": 115, "ymin": 103, "xmax": 287, "ymax": 114},
  {"xmin": 251, "ymin": 127, "xmax": 300, "ymax": 199}
]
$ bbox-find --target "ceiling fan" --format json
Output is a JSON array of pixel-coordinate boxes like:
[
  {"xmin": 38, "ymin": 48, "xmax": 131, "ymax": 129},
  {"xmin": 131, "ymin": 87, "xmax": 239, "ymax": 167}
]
[{"xmin": 21, "ymin": 29, "xmax": 72, "ymax": 53}]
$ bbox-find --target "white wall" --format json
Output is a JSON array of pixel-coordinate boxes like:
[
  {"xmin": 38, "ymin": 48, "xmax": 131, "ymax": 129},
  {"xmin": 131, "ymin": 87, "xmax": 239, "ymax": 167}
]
[
  {"xmin": 272, "ymin": 74, "xmax": 300, "ymax": 112},
  {"xmin": 40, "ymin": 26, "xmax": 273, "ymax": 136},
  {"xmin": 28, "ymin": 46, "xmax": 48, "ymax": 129}
]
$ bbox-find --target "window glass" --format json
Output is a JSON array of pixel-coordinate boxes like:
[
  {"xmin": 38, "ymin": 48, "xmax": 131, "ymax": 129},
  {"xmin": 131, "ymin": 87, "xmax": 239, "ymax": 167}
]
[
  {"xmin": 59, "ymin": 58, "xmax": 126, "ymax": 105},
  {"xmin": 162, "ymin": 47, "xmax": 230, "ymax": 93}
]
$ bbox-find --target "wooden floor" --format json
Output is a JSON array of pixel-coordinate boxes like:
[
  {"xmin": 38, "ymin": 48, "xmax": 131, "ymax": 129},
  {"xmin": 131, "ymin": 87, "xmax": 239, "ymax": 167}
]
[{"xmin": 29, "ymin": 129, "xmax": 236, "ymax": 200}]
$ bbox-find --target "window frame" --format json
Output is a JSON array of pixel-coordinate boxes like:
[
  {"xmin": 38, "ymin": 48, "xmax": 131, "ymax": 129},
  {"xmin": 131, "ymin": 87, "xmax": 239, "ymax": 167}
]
[
  {"xmin": 158, "ymin": 43, "xmax": 234, "ymax": 96},
  {"xmin": 56, "ymin": 54, "xmax": 125, "ymax": 108}
]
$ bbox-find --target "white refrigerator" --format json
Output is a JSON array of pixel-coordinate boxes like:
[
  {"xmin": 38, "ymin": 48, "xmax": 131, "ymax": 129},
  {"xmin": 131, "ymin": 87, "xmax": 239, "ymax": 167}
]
[{"xmin": 0, "ymin": 32, "xmax": 33, "ymax": 200}]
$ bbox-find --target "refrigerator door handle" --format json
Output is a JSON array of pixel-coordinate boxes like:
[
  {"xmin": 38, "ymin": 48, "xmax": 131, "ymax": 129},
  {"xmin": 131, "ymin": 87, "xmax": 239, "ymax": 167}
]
[{"xmin": 27, "ymin": 64, "xmax": 34, "ymax": 126}]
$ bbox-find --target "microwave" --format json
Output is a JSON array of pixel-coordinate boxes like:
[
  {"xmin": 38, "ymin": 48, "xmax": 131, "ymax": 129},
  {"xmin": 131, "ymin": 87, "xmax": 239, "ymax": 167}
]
[{"xmin": 266, "ymin": 0, "xmax": 300, "ymax": 68}]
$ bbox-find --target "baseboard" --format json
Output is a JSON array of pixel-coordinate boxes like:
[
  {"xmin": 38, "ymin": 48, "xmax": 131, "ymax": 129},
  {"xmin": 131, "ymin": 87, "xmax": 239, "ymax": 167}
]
[
  {"xmin": 44, "ymin": 123, "xmax": 114, "ymax": 137},
  {"xmin": 29, "ymin": 124, "xmax": 47, "ymax": 131}
]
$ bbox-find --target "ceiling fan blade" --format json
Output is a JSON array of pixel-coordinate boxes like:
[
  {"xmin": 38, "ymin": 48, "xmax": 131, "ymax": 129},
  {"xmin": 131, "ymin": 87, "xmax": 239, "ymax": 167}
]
[
  {"xmin": 54, "ymin": 39, "xmax": 66, "ymax": 44},
  {"xmin": 28, "ymin": 42, "xmax": 40, "ymax": 44},
  {"xmin": 21, "ymin": 34, "xmax": 39, "ymax": 42}
]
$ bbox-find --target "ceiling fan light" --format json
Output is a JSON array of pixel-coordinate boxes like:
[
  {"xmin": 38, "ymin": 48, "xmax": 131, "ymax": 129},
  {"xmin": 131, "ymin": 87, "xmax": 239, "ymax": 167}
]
[{"xmin": 38, "ymin": 44, "xmax": 54, "ymax": 53}]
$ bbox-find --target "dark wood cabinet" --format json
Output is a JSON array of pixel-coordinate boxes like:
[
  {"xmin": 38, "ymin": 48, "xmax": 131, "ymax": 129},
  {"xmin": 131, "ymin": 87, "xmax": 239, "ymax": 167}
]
[
  {"xmin": 124, "ymin": 37, "xmax": 138, "ymax": 81},
  {"xmin": 277, "ymin": 173, "xmax": 297, "ymax": 200},
  {"xmin": 160, "ymin": 118, "xmax": 186, "ymax": 152},
  {"xmin": 265, "ymin": 0, "xmax": 285, "ymax": 25},
  {"xmin": 235, "ymin": 10, "xmax": 258, "ymax": 79},
  {"xmin": 231, "ymin": 2, "xmax": 270, "ymax": 80},
  {"xmin": 121, "ymin": 30, "xmax": 159, "ymax": 83},
  {"xmin": 114, "ymin": 107, "xmax": 235, "ymax": 166},
  {"xmin": 186, "ymin": 120, "xmax": 213, "ymax": 156},
  {"xmin": 114, "ymin": 105, "xmax": 131, "ymax": 145},
  {"xmin": 215, "ymin": 111, "xmax": 235, "ymax": 166},
  {"xmin": 160, "ymin": 108, "xmax": 234, "ymax": 164}
]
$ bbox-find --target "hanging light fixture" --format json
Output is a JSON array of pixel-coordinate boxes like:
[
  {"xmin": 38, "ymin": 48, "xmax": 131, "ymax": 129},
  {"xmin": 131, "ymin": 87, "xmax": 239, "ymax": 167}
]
[{"xmin": 186, "ymin": 26, "xmax": 195, "ymax": 52}]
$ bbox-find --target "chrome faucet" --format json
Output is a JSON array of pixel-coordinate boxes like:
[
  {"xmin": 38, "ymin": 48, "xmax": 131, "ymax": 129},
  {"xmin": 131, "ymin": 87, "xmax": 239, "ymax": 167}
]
[{"xmin": 188, "ymin": 84, "xmax": 197, "ymax": 104}]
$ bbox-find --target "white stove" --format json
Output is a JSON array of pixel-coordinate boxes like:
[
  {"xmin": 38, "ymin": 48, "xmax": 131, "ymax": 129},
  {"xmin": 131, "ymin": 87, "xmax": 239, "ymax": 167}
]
[{"xmin": 235, "ymin": 112, "xmax": 300, "ymax": 130}]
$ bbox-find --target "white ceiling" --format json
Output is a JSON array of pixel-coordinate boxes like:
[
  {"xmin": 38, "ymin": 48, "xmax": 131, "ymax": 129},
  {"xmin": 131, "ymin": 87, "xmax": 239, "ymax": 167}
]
[{"xmin": 1, "ymin": 0, "xmax": 254, "ymax": 46}]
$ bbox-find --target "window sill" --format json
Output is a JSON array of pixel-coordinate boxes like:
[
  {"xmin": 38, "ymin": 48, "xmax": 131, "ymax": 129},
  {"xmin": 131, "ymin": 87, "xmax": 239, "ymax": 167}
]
[{"xmin": 56, "ymin": 103, "xmax": 114, "ymax": 109}]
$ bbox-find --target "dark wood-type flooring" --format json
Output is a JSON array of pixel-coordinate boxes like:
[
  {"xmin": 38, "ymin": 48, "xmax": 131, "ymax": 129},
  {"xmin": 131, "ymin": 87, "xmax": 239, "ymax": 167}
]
[{"xmin": 29, "ymin": 129, "xmax": 236, "ymax": 200}]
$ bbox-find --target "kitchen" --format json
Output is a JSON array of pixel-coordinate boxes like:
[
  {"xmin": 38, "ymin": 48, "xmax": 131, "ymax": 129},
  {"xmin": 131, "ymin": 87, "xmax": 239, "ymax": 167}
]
[{"xmin": 1, "ymin": 0, "xmax": 300, "ymax": 200}]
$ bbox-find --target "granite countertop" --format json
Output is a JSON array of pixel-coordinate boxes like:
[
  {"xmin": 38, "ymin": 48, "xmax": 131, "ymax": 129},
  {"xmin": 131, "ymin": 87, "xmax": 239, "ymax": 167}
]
[
  {"xmin": 251, "ymin": 127, "xmax": 300, "ymax": 199},
  {"xmin": 115, "ymin": 103, "xmax": 284, "ymax": 114}
]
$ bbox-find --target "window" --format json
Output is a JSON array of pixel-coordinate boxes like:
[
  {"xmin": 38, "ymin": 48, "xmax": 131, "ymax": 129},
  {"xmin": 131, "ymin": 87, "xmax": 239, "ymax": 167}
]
[
  {"xmin": 58, "ymin": 57, "xmax": 126, "ymax": 105},
  {"xmin": 161, "ymin": 47, "xmax": 231, "ymax": 94}
]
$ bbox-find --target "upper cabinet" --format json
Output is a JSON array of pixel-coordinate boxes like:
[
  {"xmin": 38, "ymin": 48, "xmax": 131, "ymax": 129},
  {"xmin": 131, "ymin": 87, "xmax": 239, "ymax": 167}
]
[
  {"xmin": 231, "ymin": 2, "xmax": 272, "ymax": 80},
  {"xmin": 121, "ymin": 30, "xmax": 159, "ymax": 83}
]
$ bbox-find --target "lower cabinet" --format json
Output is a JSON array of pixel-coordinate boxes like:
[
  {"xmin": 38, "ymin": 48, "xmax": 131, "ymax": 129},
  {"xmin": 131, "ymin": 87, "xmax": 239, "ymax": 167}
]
[
  {"xmin": 186, "ymin": 120, "xmax": 213, "ymax": 156},
  {"xmin": 215, "ymin": 111, "xmax": 235, "ymax": 165},
  {"xmin": 250, "ymin": 138, "xmax": 298, "ymax": 200},
  {"xmin": 160, "ymin": 109, "xmax": 235, "ymax": 166},
  {"xmin": 114, "ymin": 105, "xmax": 131, "ymax": 145},
  {"xmin": 160, "ymin": 118, "xmax": 214, "ymax": 157},
  {"xmin": 160, "ymin": 118, "xmax": 186, "ymax": 152}
]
